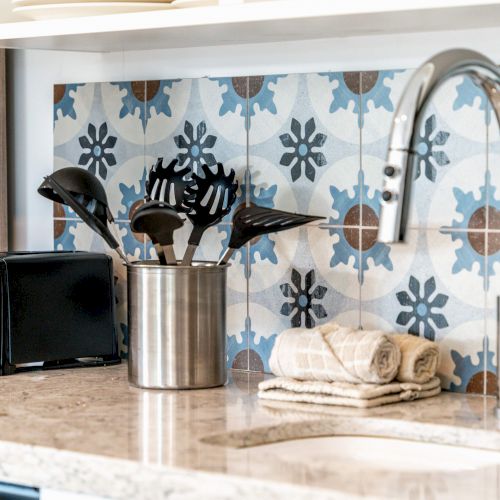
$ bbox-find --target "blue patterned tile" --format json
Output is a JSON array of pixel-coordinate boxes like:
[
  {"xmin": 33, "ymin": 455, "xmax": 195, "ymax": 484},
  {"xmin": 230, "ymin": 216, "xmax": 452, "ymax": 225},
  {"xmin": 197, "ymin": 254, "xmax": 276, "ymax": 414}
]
[
  {"xmin": 361, "ymin": 228, "xmax": 487, "ymax": 393},
  {"xmin": 248, "ymin": 226, "xmax": 360, "ymax": 372},
  {"xmin": 53, "ymin": 218, "xmax": 78, "ymax": 251},
  {"xmin": 250, "ymin": 73, "xmax": 358, "ymax": 217},
  {"xmin": 53, "ymin": 69, "xmax": 500, "ymax": 384}
]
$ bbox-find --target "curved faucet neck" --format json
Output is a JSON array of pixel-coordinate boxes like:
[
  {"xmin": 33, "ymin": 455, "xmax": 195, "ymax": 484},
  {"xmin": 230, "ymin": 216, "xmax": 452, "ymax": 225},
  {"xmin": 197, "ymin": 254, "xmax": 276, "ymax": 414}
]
[{"xmin": 378, "ymin": 49, "xmax": 500, "ymax": 243}]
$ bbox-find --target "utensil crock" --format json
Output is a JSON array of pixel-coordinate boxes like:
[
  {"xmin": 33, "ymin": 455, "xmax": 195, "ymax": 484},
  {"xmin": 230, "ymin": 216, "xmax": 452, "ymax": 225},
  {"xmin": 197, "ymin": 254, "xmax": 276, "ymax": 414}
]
[{"xmin": 127, "ymin": 261, "xmax": 228, "ymax": 389}]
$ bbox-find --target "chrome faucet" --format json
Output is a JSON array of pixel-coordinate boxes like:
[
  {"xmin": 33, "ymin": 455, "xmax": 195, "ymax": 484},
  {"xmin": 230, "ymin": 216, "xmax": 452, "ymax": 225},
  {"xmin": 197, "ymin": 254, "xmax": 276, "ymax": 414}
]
[
  {"xmin": 376, "ymin": 49, "xmax": 500, "ymax": 413},
  {"xmin": 378, "ymin": 49, "xmax": 500, "ymax": 243}
]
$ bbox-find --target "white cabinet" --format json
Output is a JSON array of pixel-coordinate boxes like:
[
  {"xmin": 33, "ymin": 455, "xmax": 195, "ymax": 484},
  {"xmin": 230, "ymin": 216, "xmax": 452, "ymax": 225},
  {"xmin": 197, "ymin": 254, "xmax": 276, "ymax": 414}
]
[{"xmin": 0, "ymin": 0, "xmax": 499, "ymax": 53}]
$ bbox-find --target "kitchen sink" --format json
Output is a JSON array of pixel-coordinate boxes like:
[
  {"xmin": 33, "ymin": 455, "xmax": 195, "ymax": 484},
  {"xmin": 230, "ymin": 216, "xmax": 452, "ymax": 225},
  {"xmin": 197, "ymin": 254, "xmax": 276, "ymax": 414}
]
[{"xmin": 246, "ymin": 436, "xmax": 500, "ymax": 473}]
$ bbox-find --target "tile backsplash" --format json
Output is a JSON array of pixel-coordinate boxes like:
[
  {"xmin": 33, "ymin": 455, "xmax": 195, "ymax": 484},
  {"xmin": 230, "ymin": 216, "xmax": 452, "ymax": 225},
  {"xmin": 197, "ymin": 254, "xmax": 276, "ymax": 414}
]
[{"xmin": 53, "ymin": 70, "xmax": 499, "ymax": 395}]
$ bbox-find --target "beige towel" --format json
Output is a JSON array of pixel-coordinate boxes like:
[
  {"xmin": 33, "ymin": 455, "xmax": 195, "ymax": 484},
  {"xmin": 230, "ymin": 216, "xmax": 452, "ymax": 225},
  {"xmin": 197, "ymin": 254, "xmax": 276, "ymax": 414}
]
[
  {"xmin": 258, "ymin": 376, "xmax": 441, "ymax": 409},
  {"xmin": 392, "ymin": 334, "xmax": 440, "ymax": 384},
  {"xmin": 269, "ymin": 322, "xmax": 401, "ymax": 384}
]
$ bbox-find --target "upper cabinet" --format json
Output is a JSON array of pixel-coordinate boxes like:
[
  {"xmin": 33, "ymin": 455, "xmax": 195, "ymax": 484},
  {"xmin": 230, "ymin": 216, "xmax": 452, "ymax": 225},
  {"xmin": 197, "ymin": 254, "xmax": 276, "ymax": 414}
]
[{"xmin": 0, "ymin": 0, "xmax": 499, "ymax": 53}]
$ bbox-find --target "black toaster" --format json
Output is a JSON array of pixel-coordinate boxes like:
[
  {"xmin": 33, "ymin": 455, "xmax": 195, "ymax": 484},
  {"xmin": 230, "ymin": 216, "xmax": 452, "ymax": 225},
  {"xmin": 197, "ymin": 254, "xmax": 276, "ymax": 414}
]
[{"xmin": 0, "ymin": 251, "xmax": 120, "ymax": 375}]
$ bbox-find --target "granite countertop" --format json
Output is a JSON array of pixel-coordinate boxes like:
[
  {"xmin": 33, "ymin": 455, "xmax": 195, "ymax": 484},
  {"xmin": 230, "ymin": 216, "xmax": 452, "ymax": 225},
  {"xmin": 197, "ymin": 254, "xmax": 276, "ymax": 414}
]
[{"xmin": 0, "ymin": 365, "xmax": 500, "ymax": 499}]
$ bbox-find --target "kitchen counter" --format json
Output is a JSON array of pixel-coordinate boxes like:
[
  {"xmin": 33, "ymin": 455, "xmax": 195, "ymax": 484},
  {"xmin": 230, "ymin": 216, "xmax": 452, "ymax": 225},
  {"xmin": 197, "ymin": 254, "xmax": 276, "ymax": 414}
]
[{"xmin": 0, "ymin": 365, "xmax": 500, "ymax": 499}]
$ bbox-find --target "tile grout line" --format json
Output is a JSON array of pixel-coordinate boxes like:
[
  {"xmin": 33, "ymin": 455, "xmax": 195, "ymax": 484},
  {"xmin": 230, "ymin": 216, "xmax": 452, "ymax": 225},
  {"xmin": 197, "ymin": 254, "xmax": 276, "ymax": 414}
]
[
  {"xmin": 484, "ymin": 104, "xmax": 490, "ymax": 396},
  {"xmin": 245, "ymin": 75, "xmax": 251, "ymax": 372},
  {"xmin": 358, "ymin": 71, "xmax": 363, "ymax": 329}
]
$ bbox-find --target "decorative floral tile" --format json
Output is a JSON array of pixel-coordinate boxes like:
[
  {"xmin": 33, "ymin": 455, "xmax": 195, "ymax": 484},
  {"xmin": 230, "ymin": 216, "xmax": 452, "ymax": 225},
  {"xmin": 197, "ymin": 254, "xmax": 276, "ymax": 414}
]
[
  {"xmin": 144, "ymin": 77, "xmax": 246, "ymax": 183},
  {"xmin": 53, "ymin": 218, "xmax": 78, "ymax": 251},
  {"xmin": 53, "ymin": 70, "xmax": 500, "ymax": 388},
  {"xmin": 55, "ymin": 83, "xmax": 145, "ymax": 195},
  {"xmin": 249, "ymin": 72, "xmax": 358, "ymax": 216},
  {"xmin": 54, "ymin": 83, "xmax": 94, "ymax": 147},
  {"xmin": 361, "ymin": 228, "xmax": 487, "ymax": 393},
  {"xmin": 247, "ymin": 227, "xmax": 360, "ymax": 372},
  {"xmin": 438, "ymin": 320, "xmax": 489, "ymax": 394}
]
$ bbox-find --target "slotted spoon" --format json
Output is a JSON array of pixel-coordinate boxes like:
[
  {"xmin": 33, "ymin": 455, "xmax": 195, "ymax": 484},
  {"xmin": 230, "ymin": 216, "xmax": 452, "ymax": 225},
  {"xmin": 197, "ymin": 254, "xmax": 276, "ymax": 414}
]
[
  {"xmin": 146, "ymin": 157, "xmax": 193, "ymax": 213},
  {"xmin": 181, "ymin": 163, "xmax": 238, "ymax": 265}
]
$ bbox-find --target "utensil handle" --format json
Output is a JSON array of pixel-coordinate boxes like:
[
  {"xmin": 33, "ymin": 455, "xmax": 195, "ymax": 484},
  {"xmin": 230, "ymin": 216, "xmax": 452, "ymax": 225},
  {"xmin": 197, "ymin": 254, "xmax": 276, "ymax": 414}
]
[
  {"xmin": 217, "ymin": 248, "xmax": 234, "ymax": 266},
  {"xmin": 116, "ymin": 247, "xmax": 130, "ymax": 265},
  {"xmin": 154, "ymin": 244, "xmax": 167, "ymax": 265},
  {"xmin": 181, "ymin": 244, "xmax": 197, "ymax": 266},
  {"xmin": 162, "ymin": 245, "xmax": 177, "ymax": 266}
]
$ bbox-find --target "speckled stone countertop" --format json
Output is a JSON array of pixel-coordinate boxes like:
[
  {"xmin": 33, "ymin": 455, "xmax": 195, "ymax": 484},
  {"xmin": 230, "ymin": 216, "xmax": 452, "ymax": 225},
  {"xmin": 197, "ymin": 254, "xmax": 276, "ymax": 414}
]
[{"xmin": 1, "ymin": 365, "xmax": 500, "ymax": 499}]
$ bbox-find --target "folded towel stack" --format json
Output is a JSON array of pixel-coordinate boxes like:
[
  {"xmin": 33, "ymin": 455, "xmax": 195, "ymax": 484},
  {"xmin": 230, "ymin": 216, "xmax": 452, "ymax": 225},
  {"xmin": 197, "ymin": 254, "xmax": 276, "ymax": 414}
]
[{"xmin": 258, "ymin": 322, "xmax": 440, "ymax": 409}]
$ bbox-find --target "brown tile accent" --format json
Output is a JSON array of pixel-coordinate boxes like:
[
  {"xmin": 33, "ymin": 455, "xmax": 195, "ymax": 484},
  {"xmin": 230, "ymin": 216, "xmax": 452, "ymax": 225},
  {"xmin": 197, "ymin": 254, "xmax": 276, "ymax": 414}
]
[
  {"xmin": 342, "ymin": 72, "xmax": 361, "ymax": 94},
  {"xmin": 131, "ymin": 81, "xmax": 146, "ymax": 102},
  {"xmin": 360, "ymin": 229, "xmax": 378, "ymax": 251},
  {"xmin": 344, "ymin": 205, "xmax": 361, "ymax": 226},
  {"xmin": 231, "ymin": 77, "xmax": 249, "ymax": 99},
  {"xmin": 53, "ymin": 219, "xmax": 66, "ymax": 240},
  {"xmin": 144, "ymin": 81, "xmax": 160, "ymax": 102},
  {"xmin": 343, "ymin": 227, "xmax": 359, "ymax": 249},
  {"xmin": 361, "ymin": 204, "xmax": 379, "ymax": 227},
  {"xmin": 53, "ymin": 202, "xmax": 65, "ymax": 218},
  {"xmin": 466, "ymin": 371, "xmax": 484, "ymax": 394},
  {"xmin": 468, "ymin": 206, "xmax": 486, "ymax": 229},
  {"xmin": 232, "ymin": 349, "xmax": 249, "ymax": 370},
  {"xmin": 247, "ymin": 76, "xmax": 264, "ymax": 98},
  {"xmin": 489, "ymin": 232, "xmax": 500, "ymax": 255},
  {"xmin": 248, "ymin": 349, "xmax": 264, "ymax": 372},
  {"xmin": 486, "ymin": 371, "xmax": 497, "ymax": 396},
  {"xmin": 488, "ymin": 205, "xmax": 500, "ymax": 229},
  {"xmin": 360, "ymin": 71, "xmax": 379, "ymax": 94},
  {"xmin": 467, "ymin": 232, "xmax": 486, "ymax": 255},
  {"xmin": 53, "ymin": 84, "xmax": 66, "ymax": 105}
]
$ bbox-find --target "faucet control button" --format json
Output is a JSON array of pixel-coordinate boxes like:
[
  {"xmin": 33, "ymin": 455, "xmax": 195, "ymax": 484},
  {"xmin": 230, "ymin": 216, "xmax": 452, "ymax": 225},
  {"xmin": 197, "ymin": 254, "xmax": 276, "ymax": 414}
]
[
  {"xmin": 384, "ymin": 166, "xmax": 396, "ymax": 177},
  {"xmin": 382, "ymin": 190, "xmax": 393, "ymax": 202}
]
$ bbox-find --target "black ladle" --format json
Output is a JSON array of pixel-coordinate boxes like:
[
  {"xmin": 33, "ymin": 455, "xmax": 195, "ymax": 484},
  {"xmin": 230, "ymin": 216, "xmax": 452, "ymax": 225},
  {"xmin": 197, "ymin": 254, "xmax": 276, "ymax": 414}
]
[
  {"xmin": 181, "ymin": 163, "xmax": 238, "ymax": 266},
  {"xmin": 217, "ymin": 205, "xmax": 324, "ymax": 265},
  {"xmin": 130, "ymin": 201, "xmax": 184, "ymax": 265},
  {"xmin": 39, "ymin": 173, "xmax": 129, "ymax": 264},
  {"xmin": 146, "ymin": 158, "xmax": 193, "ymax": 213}
]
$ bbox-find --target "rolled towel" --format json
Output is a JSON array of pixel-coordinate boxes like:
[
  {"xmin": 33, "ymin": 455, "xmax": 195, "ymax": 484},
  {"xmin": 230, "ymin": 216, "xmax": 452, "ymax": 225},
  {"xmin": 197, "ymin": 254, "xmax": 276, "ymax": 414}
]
[
  {"xmin": 392, "ymin": 334, "xmax": 439, "ymax": 384},
  {"xmin": 269, "ymin": 322, "xmax": 401, "ymax": 384}
]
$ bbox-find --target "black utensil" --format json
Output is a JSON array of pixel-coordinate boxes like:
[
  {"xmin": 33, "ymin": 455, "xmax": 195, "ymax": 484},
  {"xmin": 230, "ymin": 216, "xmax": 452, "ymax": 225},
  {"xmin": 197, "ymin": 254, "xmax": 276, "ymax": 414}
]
[
  {"xmin": 181, "ymin": 163, "xmax": 238, "ymax": 265},
  {"xmin": 146, "ymin": 158, "xmax": 193, "ymax": 213},
  {"xmin": 38, "ymin": 166, "xmax": 113, "ymax": 226},
  {"xmin": 217, "ymin": 206, "xmax": 324, "ymax": 265},
  {"xmin": 39, "ymin": 174, "xmax": 129, "ymax": 264},
  {"xmin": 130, "ymin": 201, "xmax": 184, "ymax": 265}
]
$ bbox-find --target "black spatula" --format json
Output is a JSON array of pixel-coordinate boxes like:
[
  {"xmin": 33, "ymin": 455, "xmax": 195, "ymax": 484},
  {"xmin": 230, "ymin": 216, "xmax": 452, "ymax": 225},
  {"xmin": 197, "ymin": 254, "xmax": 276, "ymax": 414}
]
[
  {"xmin": 181, "ymin": 163, "xmax": 238, "ymax": 265},
  {"xmin": 217, "ymin": 205, "xmax": 324, "ymax": 265},
  {"xmin": 130, "ymin": 201, "xmax": 184, "ymax": 265}
]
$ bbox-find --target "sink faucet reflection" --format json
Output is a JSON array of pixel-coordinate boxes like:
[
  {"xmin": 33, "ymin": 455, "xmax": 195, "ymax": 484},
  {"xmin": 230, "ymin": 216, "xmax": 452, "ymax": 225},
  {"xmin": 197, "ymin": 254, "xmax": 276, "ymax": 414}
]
[{"xmin": 376, "ymin": 49, "xmax": 500, "ymax": 414}]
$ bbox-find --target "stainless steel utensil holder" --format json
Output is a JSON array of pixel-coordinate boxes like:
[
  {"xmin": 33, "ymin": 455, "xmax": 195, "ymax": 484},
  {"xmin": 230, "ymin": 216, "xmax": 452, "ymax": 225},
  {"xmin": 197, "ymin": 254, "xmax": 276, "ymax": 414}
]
[{"xmin": 127, "ymin": 261, "xmax": 228, "ymax": 389}]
